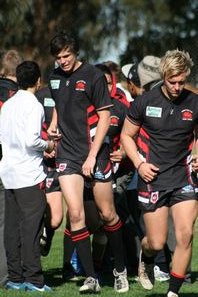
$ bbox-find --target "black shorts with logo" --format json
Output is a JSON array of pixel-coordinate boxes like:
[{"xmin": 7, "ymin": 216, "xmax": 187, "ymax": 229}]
[
  {"xmin": 45, "ymin": 169, "xmax": 61, "ymax": 194},
  {"xmin": 56, "ymin": 158, "xmax": 112, "ymax": 183},
  {"xmin": 138, "ymin": 184, "xmax": 198, "ymax": 212}
]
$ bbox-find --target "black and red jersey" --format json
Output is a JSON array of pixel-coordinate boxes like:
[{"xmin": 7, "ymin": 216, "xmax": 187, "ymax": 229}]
[
  {"xmin": 36, "ymin": 86, "xmax": 56, "ymax": 168},
  {"xmin": 127, "ymin": 86, "xmax": 198, "ymax": 191},
  {"xmin": 36, "ymin": 86, "xmax": 55, "ymax": 128},
  {"xmin": 49, "ymin": 62, "xmax": 112, "ymax": 161},
  {"xmin": 0, "ymin": 78, "xmax": 18, "ymax": 108},
  {"xmin": 0, "ymin": 78, "xmax": 19, "ymax": 159},
  {"xmin": 109, "ymin": 96, "xmax": 128, "ymax": 153}
]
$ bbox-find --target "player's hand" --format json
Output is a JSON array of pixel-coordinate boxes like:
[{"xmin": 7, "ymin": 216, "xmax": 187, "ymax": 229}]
[
  {"xmin": 110, "ymin": 150, "xmax": 123, "ymax": 163},
  {"xmin": 82, "ymin": 155, "xmax": 96, "ymax": 178},
  {"xmin": 138, "ymin": 162, "xmax": 159, "ymax": 183},
  {"xmin": 45, "ymin": 140, "xmax": 55, "ymax": 154},
  {"xmin": 44, "ymin": 149, "xmax": 56, "ymax": 159},
  {"xmin": 47, "ymin": 126, "xmax": 62, "ymax": 141},
  {"xmin": 192, "ymin": 156, "xmax": 198, "ymax": 173}
]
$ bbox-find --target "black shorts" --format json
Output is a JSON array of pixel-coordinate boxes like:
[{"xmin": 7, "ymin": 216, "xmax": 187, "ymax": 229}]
[
  {"xmin": 45, "ymin": 169, "xmax": 61, "ymax": 194},
  {"xmin": 56, "ymin": 158, "xmax": 112, "ymax": 182},
  {"xmin": 138, "ymin": 184, "xmax": 198, "ymax": 212}
]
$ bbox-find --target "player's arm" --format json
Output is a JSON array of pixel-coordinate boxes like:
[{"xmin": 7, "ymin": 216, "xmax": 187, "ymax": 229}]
[
  {"xmin": 121, "ymin": 117, "xmax": 159, "ymax": 182},
  {"xmin": 47, "ymin": 107, "xmax": 61, "ymax": 140},
  {"xmin": 192, "ymin": 124, "xmax": 198, "ymax": 173}
]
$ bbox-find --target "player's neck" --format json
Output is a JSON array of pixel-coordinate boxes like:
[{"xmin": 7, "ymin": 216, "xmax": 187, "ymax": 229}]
[
  {"xmin": 161, "ymin": 85, "xmax": 175, "ymax": 101},
  {"xmin": 73, "ymin": 60, "xmax": 82, "ymax": 72}
]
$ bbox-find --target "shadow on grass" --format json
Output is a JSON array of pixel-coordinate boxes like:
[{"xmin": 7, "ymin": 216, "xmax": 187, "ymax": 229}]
[
  {"xmin": 44, "ymin": 267, "xmax": 70, "ymax": 287},
  {"xmin": 190, "ymin": 271, "xmax": 198, "ymax": 283},
  {"xmin": 44, "ymin": 267, "xmax": 198, "ymax": 293}
]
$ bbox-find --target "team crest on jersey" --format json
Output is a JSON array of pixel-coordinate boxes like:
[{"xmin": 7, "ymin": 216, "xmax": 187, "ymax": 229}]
[
  {"xmin": 58, "ymin": 163, "xmax": 67, "ymax": 172},
  {"xmin": 46, "ymin": 178, "xmax": 54, "ymax": 188},
  {"xmin": 110, "ymin": 116, "xmax": 119, "ymax": 126},
  {"xmin": 181, "ymin": 109, "xmax": 193, "ymax": 121},
  {"xmin": 150, "ymin": 191, "xmax": 159, "ymax": 204},
  {"xmin": 75, "ymin": 80, "xmax": 86, "ymax": 91},
  {"xmin": 66, "ymin": 80, "xmax": 70, "ymax": 86}
]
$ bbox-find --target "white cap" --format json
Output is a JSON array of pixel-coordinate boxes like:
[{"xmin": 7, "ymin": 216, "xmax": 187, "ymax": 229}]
[{"xmin": 138, "ymin": 55, "xmax": 161, "ymax": 87}]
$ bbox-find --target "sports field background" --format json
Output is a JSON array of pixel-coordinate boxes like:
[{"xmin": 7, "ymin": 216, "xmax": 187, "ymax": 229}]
[{"xmin": 0, "ymin": 220, "xmax": 197, "ymax": 296}]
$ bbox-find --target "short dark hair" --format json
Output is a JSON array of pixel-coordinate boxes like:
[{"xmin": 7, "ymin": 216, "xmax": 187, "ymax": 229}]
[
  {"xmin": 50, "ymin": 31, "xmax": 79, "ymax": 57},
  {"xmin": 95, "ymin": 63, "xmax": 112, "ymax": 77},
  {"xmin": 16, "ymin": 61, "xmax": 41, "ymax": 90}
]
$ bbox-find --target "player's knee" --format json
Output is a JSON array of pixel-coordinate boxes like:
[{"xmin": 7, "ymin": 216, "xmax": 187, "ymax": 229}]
[
  {"xmin": 51, "ymin": 216, "xmax": 62, "ymax": 229},
  {"xmin": 99, "ymin": 208, "xmax": 117, "ymax": 224},
  {"xmin": 148, "ymin": 237, "xmax": 165, "ymax": 251},
  {"xmin": 69, "ymin": 210, "xmax": 84, "ymax": 225},
  {"xmin": 176, "ymin": 228, "xmax": 193, "ymax": 249}
]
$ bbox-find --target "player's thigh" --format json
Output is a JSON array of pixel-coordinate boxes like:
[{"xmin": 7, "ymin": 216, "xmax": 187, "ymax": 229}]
[
  {"xmin": 46, "ymin": 191, "xmax": 63, "ymax": 227},
  {"xmin": 171, "ymin": 200, "xmax": 198, "ymax": 239},
  {"xmin": 93, "ymin": 181, "xmax": 115, "ymax": 211},
  {"xmin": 59, "ymin": 174, "xmax": 84, "ymax": 212},
  {"xmin": 143, "ymin": 206, "xmax": 169, "ymax": 244}
]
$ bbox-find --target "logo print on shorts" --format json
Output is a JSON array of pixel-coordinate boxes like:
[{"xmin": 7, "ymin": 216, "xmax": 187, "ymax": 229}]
[
  {"xmin": 75, "ymin": 80, "xmax": 86, "ymax": 91},
  {"xmin": 59, "ymin": 163, "xmax": 67, "ymax": 172},
  {"xmin": 150, "ymin": 191, "xmax": 159, "ymax": 204},
  {"xmin": 46, "ymin": 178, "xmax": 53, "ymax": 189},
  {"xmin": 181, "ymin": 109, "xmax": 193, "ymax": 121}
]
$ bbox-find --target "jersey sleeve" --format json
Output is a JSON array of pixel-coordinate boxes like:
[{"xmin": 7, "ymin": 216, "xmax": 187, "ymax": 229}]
[
  {"xmin": 90, "ymin": 74, "xmax": 113, "ymax": 111},
  {"xmin": 127, "ymin": 96, "xmax": 145, "ymax": 126}
]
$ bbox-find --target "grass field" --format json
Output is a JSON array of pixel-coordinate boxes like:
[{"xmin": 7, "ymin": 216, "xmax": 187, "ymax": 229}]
[{"xmin": 0, "ymin": 222, "xmax": 197, "ymax": 297}]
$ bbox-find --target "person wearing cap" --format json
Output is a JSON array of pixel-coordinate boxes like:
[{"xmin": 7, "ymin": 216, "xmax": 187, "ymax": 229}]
[
  {"xmin": 121, "ymin": 49, "xmax": 198, "ymax": 297},
  {"xmin": 121, "ymin": 63, "xmax": 144, "ymax": 99},
  {"xmin": 138, "ymin": 55, "xmax": 162, "ymax": 91}
]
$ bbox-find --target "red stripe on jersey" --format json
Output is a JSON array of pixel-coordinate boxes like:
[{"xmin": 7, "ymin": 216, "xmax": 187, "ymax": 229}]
[
  {"xmin": 137, "ymin": 137, "xmax": 149, "ymax": 154},
  {"xmin": 41, "ymin": 122, "xmax": 48, "ymax": 140},
  {"xmin": 104, "ymin": 160, "xmax": 112, "ymax": 174},
  {"xmin": 88, "ymin": 114, "xmax": 98, "ymax": 126},
  {"xmin": 112, "ymin": 135, "xmax": 120, "ymax": 151},
  {"xmin": 138, "ymin": 191, "xmax": 150, "ymax": 197},
  {"xmin": 71, "ymin": 230, "xmax": 89, "ymax": 242},
  {"xmin": 140, "ymin": 127, "xmax": 150, "ymax": 140},
  {"xmin": 87, "ymin": 105, "xmax": 95, "ymax": 113}
]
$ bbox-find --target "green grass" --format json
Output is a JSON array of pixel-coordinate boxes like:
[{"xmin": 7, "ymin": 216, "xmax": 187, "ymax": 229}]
[{"xmin": 0, "ymin": 223, "xmax": 197, "ymax": 297}]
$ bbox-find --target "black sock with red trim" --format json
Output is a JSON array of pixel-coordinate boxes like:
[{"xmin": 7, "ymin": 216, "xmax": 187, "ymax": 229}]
[
  {"xmin": 168, "ymin": 271, "xmax": 185, "ymax": 294},
  {"xmin": 71, "ymin": 227, "xmax": 96, "ymax": 278},
  {"xmin": 104, "ymin": 219, "xmax": 125, "ymax": 273},
  {"xmin": 63, "ymin": 227, "xmax": 74, "ymax": 265}
]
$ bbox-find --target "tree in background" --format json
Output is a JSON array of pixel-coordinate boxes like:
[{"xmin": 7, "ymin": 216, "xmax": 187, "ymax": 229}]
[{"xmin": 0, "ymin": 0, "xmax": 197, "ymax": 83}]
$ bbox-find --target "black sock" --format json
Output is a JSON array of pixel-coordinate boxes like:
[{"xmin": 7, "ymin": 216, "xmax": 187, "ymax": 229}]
[
  {"xmin": 71, "ymin": 227, "xmax": 96, "ymax": 278},
  {"xmin": 142, "ymin": 252, "xmax": 155, "ymax": 264},
  {"xmin": 168, "ymin": 272, "xmax": 185, "ymax": 294},
  {"xmin": 63, "ymin": 227, "xmax": 75, "ymax": 267},
  {"xmin": 104, "ymin": 219, "xmax": 125, "ymax": 273},
  {"xmin": 157, "ymin": 262, "xmax": 170, "ymax": 273}
]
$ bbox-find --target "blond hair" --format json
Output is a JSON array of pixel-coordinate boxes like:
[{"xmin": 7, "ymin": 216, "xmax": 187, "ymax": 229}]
[
  {"xmin": 159, "ymin": 49, "xmax": 194, "ymax": 79},
  {"xmin": 1, "ymin": 49, "xmax": 23, "ymax": 77}
]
